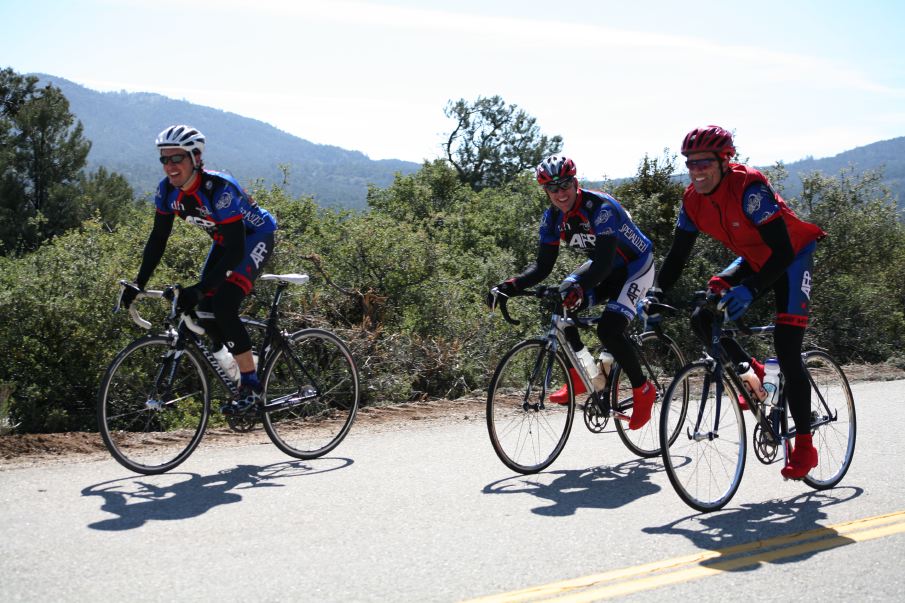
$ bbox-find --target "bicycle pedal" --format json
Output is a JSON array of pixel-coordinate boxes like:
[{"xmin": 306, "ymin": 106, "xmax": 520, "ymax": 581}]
[{"xmin": 613, "ymin": 412, "xmax": 631, "ymax": 422}]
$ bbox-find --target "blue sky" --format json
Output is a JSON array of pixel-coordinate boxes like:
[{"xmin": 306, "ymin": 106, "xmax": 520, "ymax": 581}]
[{"xmin": 3, "ymin": 0, "xmax": 904, "ymax": 179}]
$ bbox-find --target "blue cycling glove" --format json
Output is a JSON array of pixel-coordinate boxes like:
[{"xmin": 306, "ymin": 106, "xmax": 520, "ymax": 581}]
[
  {"xmin": 637, "ymin": 287, "xmax": 663, "ymax": 327},
  {"xmin": 718, "ymin": 285, "xmax": 753, "ymax": 321}
]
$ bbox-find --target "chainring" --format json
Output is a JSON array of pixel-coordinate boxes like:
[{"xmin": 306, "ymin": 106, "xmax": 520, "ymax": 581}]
[
  {"xmin": 752, "ymin": 422, "xmax": 779, "ymax": 464},
  {"xmin": 226, "ymin": 413, "xmax": 257, "ymax": 432},
  {"xmin": 583, "ymin": 396, "xmax": 610, "ymax": 433}
]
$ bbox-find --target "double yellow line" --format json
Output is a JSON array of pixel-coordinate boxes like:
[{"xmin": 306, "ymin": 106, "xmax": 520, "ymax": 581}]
[{"xmin": 465, "ymin": 510, "xmax": 905, "ymax": 602}]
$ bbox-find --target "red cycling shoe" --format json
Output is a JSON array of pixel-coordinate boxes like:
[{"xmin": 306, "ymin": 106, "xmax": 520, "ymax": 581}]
[
  {"xmin": 628, "ymin": 381, "xmax": 656, "ymax": 430},
  {"xmin": 781, "ymin": 434, "xmax": 819, "ymax": 479},
  {"xmin": 549, "ymin": 368, "xmax": 585, "ymax": 405}
]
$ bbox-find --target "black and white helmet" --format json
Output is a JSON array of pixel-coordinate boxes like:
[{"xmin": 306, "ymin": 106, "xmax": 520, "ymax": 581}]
[{"xmin": 155, "ymin": 125, "xmax": 206, "ymax": 156}]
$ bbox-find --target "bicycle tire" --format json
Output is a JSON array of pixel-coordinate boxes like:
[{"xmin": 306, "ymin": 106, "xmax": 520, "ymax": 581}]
[
  {"xmin": 612, "ymin": 331, "xmax": 687, "ymax": 457},
  {"xmin": 486, "ymin": 339, "xmax": 574, "ymax": 474},
  {"xmin": 795, "ymin": 350, "xmax": 857, "ymax": 489},
  {"xmin": 97, "ymin": 335, "xmax": 210, "ymax": 474},
  {"xmin": 261, "ymin": 328, "xmax": 360, "ymax": 459},
  {"xmin": 660, "ymin": 361, "xmax": 747, "ymax": 512}
]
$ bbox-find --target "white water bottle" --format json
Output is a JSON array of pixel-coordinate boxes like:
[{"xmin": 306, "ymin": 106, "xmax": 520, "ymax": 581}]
[
  {"xmin": 575, "ymin": 347, "xmax": 602, "ymax": 390},
  {"xmin": 737, "ymin": 362, "xmax": 766, "ymax": 402},
  {"xmin": 594, "ymin": 351, "xmax": 614, "ymax": 391},
  {"xmin": 213, "ymin": 345, "xmax": 241, "ymax": 382},
  {"xmin": 762, "ymin": 358, "xmax": 781, "ymax": 408}
]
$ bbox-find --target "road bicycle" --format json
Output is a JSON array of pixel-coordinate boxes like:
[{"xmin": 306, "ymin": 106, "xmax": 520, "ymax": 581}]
[
  {"xmin": 658, "ymin": 292, "xmax": 857, "ymax": 512},
  {"xmin": 485, "ymin": 286, "xmax": 687, "ymax": 474},
  {"xmin": 97, "ymin": 273, "xmax": 360, "ymax": 475}
]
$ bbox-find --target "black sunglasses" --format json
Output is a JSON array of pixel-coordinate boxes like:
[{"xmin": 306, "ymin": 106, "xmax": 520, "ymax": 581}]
[
  {"xmin": 543, "ymin": 178, "xmax": 574, "ymax": 192},
  {"xmin": 685, "ymin": 158, "xmax": 717, "ymax": 170},
  {"xmin": 159, "ymin": 153, "xmax": 189, "ymax": 165}
]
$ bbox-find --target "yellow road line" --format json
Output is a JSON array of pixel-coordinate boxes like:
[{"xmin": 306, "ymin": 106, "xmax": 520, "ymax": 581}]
[{"xmin": 464, "ymin": 510, "xmax": 905, "ymax": 603}]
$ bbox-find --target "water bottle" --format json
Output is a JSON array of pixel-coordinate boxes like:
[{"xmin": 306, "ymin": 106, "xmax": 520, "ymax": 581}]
[
  {"xmin": 762, "ymin": 357, "xmax": 781, "ymax": 408},
  {"xmin": 593, "ymin": 351, "xmax": 614, "ymax": 391},
  {"xmin": 213, "ymin": 345, "xmax": 240, "ymax": 382},
  {"xmin": 575, "ymin": 347, "xmax": 603, "ymax": 390},
  {"xmin": 737, "ymin": 362, "xmax": 766, "ymax": 402}
]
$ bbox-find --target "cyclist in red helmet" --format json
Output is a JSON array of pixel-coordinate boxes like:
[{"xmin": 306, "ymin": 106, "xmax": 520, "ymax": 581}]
[
  {"xmin": 643, "ymin": 126, "xmax": 826, "ymax": 479},
  {"xmin": 487, "ymin": 156, "xmax": 658, "ymax": 430}
]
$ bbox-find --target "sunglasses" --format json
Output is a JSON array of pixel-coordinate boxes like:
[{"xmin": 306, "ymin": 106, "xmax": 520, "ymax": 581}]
[
  {"xmin": 159, "ymin": 153, "xmax": 190, "ymax": 165},
  {"xmin": 543, "ymin": 178, "xmax": 574, "ymax": 192},
  {"xmin": 685, "ymin": 158, "xmax": 717, "ymax": 170}
]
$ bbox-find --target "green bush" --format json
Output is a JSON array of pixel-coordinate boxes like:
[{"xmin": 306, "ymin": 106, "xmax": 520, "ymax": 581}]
[{"xmin": 2, "ymin": 159, "xmax": 904, "ymax": 433}]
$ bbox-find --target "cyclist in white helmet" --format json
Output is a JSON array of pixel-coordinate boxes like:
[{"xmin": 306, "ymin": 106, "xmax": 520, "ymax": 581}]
[{"xmin": 120, "ymin": 125, "xmax": 278, "ymax": 415}]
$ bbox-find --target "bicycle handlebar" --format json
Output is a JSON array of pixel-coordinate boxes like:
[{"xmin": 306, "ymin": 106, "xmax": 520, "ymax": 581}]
[
  {"xmin": 489, "ymin": 286, "xmax": 678, "ymax": 327},
  {"xmin": 115, "ymin": 280, "xmax": 205, "ymax": 333},
  {"xmin": 691, "ymin": 290, "xmax": 773, "ymax": 336},
  {"xmin": 115, "ymin": 273, "xmax": 311, "ymax": 332}
]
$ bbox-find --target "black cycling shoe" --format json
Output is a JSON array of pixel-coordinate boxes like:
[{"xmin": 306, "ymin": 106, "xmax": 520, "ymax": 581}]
[{"xmin": 221, "ymin": 384, "xmax": 263, "ymax": 416}]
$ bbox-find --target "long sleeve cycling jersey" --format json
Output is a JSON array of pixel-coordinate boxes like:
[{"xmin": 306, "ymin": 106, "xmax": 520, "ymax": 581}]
[{"xmin": 513, "ymin": 189, "xmax": 652, "ymax": 291}]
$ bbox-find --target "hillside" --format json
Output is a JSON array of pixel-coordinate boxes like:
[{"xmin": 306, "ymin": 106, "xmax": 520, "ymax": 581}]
[
  {"xmin": 776, "ymin": 137, "xmax": 905, "ymax": 205},
  {"xmin": 35, "ymin": 74, "xmax": 421, "ymax": 209}
]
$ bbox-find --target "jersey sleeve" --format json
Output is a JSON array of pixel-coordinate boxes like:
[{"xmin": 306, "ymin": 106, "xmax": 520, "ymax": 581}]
[
  {"xmin": 153, "ymin": 180, "xmax": 173, "ymax": 214},
  {"xmin": 675, "ymin": 205, "xmax": 698, "ymax": 233},
  {"xmin": 538, "ymin": 207, "xmax": 561, "ymax": 245},
  {"xmin": 591, "ymin": 203, "xmax": 617, "ymax": 237},
  {"xmin": 211, "ymin": 183, "xmax": 246, "ymax": 225},
  {"xmin": 742, "ymin": 182, "xmax": 781, "ymax": 226}
]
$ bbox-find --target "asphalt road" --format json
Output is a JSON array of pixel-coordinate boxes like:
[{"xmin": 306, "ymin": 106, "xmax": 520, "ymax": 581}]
[{"xmin": 1, "ymin": 379, "xmax": 903, "ymax": 602}]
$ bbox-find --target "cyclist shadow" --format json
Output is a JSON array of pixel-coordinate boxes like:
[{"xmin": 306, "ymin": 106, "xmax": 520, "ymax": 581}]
[
  {"xmin": 483, "ymin": 458, "xmax": 661, "ymax": 517},
  {"xmin": 642, "ymin": 487, "xmax": 863, "ymax": 570},
  {"xmin": 82, "ymin": 457, "xmax": 353, "ymax": 532}
]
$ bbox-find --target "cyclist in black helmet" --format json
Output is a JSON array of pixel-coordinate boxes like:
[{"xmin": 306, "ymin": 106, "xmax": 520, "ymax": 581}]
[
  {"xmin": 487, "ymin": 156, "xmax": 658, "ymax": 430},
  {"xmin": 119, "ymin": 125, "xmax": 278, "ymax": 416}
]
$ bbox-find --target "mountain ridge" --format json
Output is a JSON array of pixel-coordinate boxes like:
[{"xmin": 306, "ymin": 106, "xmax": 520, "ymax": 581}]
[
  {"xmin": 33, "ymin": 73, "xmax": 905, "ymax": 209},
  {"xmin": 35, "ymin": 74, "xmax": 422, "ymax": 209}
]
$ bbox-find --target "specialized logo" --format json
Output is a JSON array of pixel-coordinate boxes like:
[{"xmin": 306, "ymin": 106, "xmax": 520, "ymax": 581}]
[
  {"xmin": 618, "ymin": 223, "xmax": 649, "ymax": 252},
  {"xmin": 801, "ymin": 270, "xmax": 812, "ymax": 298},
  {"xmin": 242, "ymin": 208, "xmax": 266, "ymax": 228},
  {"xmin": 216, "ymin": 191, "xmax": 233, "ymax": 210},
  {"xmin": 759, "ymin": 210, "xmax": 776, "ymax": 224},
  {"xmin": 250, "ymin": 241, "xmax": 269, "ymax": 268}
]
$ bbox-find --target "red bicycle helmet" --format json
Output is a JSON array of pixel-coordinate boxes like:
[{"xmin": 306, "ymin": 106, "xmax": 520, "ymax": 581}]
[
  {"xmin": 535, "ymin": 155, "xmax": 577, "ymax": 184},
  {"xmin": 681, "ymin": 125, "xmax": 735, "ymax": 158}
]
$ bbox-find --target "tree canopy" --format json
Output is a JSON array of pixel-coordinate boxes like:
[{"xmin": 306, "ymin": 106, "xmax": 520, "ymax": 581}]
[{"xmin": 443, "ymin": 95, "xmax": 562, "ymax": 191}]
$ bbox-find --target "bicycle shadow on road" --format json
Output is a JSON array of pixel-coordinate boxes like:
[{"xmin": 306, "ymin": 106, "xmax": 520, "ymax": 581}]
[
  {"xmin": 81, "ymin": 457, "xmax": 353, "ymax": 531},
  {"xmin": 482, "ymin": 458, "xmax": 661, "ymax": 516},
  {"xmin": 642, "ymin": 487, "xmax": 863, "ymax": 571}
]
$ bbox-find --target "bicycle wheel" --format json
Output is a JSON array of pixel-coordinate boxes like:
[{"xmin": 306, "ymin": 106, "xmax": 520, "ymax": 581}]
[
  {"xmin": 261, "ymin": 328, "xmax": 360, "ymax": 459},
  {"xmin": 660, "ymin": 362, "xmax": 747, "ymax": 512},
  {"xmin": 486, "ymin": 339, "xmax": 574, "ymax": 474},
  {"xmin": 97, "ymin": 335, "xmax": 210, "ymax": 474},
  {"xmin": 612, "ymin": 331, "xmax": 687, "ymax": 457},
  {"xmin": 798, "ymin": 350, "xmax": 856, "ymax": 489}
]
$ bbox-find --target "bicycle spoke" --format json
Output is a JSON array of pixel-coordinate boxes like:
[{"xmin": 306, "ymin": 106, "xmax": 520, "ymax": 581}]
[
  {"xmin": 262, "ymin": 329, "xmax": 360, "ymax": 459},
  {"xmin": 98, "ymin": 337, "xmax": 209, "ymax": 474},
  {"xmin": 661, "ymin": 362, "xmax": 746, "ymax": 512},
  {"xmin": 487, "ymin": 340, "xmax": 573, "ymax": 474}
]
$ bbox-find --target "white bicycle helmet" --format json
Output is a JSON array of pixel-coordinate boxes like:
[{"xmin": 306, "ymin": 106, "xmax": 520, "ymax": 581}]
[{"xmin": 155, "ymin": 125, "xmax": 206, "ymax": 163}]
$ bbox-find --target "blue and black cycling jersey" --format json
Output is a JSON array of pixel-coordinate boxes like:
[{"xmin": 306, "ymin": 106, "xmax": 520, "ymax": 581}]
[
  {"xmin": 154, "ymin": 170, "xmax": 277, "ymax": 242},
  {"xmin": 539, "ymin": 189, "xmax": 651, "ymax": 266}
]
